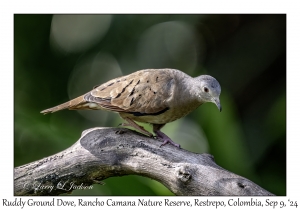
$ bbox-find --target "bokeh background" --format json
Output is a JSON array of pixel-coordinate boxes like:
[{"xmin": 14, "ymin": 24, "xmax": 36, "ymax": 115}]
[{"xmin": 14, "ymin": 14, "xmax": 286, "ymax": 195}]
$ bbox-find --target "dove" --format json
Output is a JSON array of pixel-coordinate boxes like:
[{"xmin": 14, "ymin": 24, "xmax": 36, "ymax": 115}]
[{"xmin": 41, "ymin": 68, "xmax": 222, "ymax": 148}]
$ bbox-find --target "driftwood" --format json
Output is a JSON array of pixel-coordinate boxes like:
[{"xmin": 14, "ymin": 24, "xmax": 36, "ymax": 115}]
[{"xmin": 14, "ymin": 127, "xmax": 274, "ymax": 196}]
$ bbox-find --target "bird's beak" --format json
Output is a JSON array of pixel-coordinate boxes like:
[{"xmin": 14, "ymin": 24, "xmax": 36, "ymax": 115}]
[{"xmin": 213, "ymin": 98, "xmax": 222, "ymax": 112}]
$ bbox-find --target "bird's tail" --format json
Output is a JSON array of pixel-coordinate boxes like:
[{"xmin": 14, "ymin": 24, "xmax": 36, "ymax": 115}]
[{"xmin": 40, "ymin": 95, "xmax": 86, "ymax": 114}]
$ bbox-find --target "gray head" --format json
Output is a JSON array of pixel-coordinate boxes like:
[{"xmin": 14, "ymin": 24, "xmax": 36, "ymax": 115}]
[{"xmin": 195, "ymin": 75, "xmax": 222, "ymax": 112}]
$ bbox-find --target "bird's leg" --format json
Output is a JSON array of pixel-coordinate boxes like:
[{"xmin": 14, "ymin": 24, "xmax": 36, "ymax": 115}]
[
  {"xmin": 153, "ymin": 124, "xmax": 181, "ymax": 148},
  {"xmin": 121, "ymin": 117, "xmax": 153, "ymax": 137}
]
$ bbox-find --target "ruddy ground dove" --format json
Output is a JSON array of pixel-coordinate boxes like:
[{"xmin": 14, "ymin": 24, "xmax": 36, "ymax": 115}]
[{"xmin": 41, "ymin": 68, "xmax": 222, "ymax": 148}]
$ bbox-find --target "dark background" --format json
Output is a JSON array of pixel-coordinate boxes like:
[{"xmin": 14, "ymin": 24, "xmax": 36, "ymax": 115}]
[{"xmin": 14, "ymin": 14, "xmax": 286, "ymax": 195}]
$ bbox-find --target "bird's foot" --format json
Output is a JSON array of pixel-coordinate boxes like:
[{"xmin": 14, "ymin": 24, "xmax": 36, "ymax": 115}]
[
  {"xmin": 160, "ymin": 138, "xmax": 181, "ymax": 148},
  {"xmin": 155, "ymin": 130, "xmax": 181, "ymax": 149}
]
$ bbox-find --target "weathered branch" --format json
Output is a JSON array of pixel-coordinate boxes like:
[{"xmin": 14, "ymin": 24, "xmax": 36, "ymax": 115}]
[{"xmin": 14, "ymin": 127, "xmax": 274, "ymax": 196}]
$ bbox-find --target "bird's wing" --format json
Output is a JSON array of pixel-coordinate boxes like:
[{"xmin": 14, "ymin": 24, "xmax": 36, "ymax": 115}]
[{"xmin": 85, "ymin": 69, "xmax": 175, "ymax": 115}]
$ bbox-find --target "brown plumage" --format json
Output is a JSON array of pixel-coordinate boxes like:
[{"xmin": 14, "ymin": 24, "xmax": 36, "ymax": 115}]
[{"xmin": 41, "ymin": 68, "xmax": 222, "ymax": 148}]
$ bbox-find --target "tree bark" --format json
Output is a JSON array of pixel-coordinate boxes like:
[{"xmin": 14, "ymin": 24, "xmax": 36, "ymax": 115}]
[{"xmin": 14, "ymin": 127, "xmax": 274, "ymax": 196}]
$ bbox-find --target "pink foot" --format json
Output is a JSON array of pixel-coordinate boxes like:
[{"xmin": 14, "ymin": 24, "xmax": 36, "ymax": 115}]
[{"xmin": 155, "ymin": 130, "xmax": 181, "ymax": 148}]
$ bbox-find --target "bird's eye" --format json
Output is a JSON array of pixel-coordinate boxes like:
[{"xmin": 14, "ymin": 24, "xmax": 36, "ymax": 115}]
[{"xmin": 204, "ymin": 87, "xmax": 209, "ymax": 93}]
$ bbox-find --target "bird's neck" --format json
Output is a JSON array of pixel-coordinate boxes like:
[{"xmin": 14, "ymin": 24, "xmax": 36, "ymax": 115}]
[{"xmin": 176, "ymin": 76, "xmax": 203, "ymax": 105}]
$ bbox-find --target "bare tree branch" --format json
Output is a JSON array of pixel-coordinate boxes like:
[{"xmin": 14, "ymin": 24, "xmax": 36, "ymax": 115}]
[{"xmin": 14, "ymin": 127, "xmax": 274, "ymax": 196}]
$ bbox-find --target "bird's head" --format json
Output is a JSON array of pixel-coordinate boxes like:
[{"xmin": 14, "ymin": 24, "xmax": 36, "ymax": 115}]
[{"xmin": 196, "ymin": 75, "xmax": 222, "ymax": 112}]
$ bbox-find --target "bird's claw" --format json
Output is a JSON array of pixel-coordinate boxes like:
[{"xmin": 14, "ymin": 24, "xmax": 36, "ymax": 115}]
[
  {"xmin": 154, "ymin": 130, "xmax": 181, "ymax": 148},
  {"xmin": 159, "ymin": 139, "xmax": 181, "ymax": 148}
]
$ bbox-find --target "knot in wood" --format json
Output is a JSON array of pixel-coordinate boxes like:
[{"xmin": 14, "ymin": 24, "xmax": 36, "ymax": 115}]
[{"xmin": 176, "ymin": 166, "xmax": 191, "ymax": 183}]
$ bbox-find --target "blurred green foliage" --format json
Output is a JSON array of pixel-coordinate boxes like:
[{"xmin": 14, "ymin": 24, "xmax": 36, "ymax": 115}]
[{"xmin": 14, "ymin": 14, "xmax": 286, "ymax": 195}]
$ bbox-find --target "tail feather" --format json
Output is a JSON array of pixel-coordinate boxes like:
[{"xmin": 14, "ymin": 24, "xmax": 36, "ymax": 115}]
[{"xmin": 41, "ymin": 95, "xmax": 86, "ymax": 114}]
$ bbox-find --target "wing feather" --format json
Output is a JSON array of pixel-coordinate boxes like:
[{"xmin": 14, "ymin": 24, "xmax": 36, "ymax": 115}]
[{"xmin": 85, "ymin": 69, "xmax": 175, "ymax": 115}]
